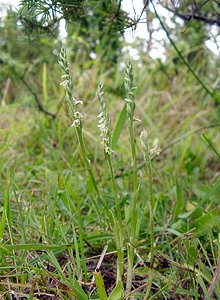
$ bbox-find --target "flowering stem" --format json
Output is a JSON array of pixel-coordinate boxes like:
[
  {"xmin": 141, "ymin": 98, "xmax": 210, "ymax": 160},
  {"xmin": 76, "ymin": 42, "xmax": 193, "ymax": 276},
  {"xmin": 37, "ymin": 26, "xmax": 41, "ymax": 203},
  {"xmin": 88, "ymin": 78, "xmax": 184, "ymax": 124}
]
[
  {"xmin": 124, "ymin": 60, "xmax": 139, "ymax": 294},
  {"xmin": 144, "ymin": 143, "xmax": 154, "ymax": 267},
  {"xmin": 106, "ymin": 154, "xmax": 124, "ymax": 282},
  {"xmin": 75, "ymin": 126, "xmax": 114, "ymax": 227},
  {"xmin": 140, "ymin": 130, "xmax": 155, "ymax": 299},
  {"xmin": 106, "ymin": 154, "xmax": 122, "ymax": 226},
  {"xmin": 126, "ymin": 122, "xmax": 138, "ymax": 293}
]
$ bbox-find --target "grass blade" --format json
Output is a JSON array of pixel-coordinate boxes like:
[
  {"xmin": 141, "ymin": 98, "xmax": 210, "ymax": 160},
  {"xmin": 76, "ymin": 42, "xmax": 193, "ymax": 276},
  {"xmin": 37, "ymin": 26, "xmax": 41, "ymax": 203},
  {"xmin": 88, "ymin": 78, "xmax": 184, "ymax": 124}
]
[
  {"xmin": 94, "ymin": 271, "xmax": 108, "ymax": 300},
  {"xmin": 111, "ymin": 104, "xmax": 127, "ymax": 150},
  {"xmin": 0, "ymin": 181, "xmax": 10, "ymax": 240},
  {"xmin": 197, "ymin": 275, "xmax": 211, "ymax": 300},
  {"xmin": 173, "ymin": 178, "xmax": 184, "ymax": 222},
  {"xmin": 108, "ymin": 280, "xmax": 123, "ymax": 300},
  {"xmin": 202, "ymin": 134, "xmax": 220, "ymax": 160}
]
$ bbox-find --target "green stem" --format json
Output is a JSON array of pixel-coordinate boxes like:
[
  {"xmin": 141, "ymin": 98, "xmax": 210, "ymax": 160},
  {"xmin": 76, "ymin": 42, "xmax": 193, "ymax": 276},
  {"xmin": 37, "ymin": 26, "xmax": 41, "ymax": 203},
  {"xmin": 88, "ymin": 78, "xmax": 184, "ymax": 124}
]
[
  {"xmin": 106, "ymin": 154, "xmax": 122, "ymax": 226},
  {"xmin": 75, "ymin": 125, "xmax": 114, "ymax": 227},
  {"xmin": 106, "ymin": 154, "xmax": 124, "ymax": 282},
  {"xmin": 77, "ymin": 196, "xmax": 87, "ymax": 283},
  {"xmin": 143, "ymin": 138, "xmax": 155, "ymax": 297},
  {"xmin": 124, "ymin": 60, "xmax": 139, "ymax": 293},
  {"xmin": 129, "ymin": 126, "xmax": 138, "ymax": 201},
  {"xmin": 126, "ymin": 121, "xmax": 138, "ymax": 293},
  {"xmin": 144, "ymin": 270, "xmax": 153, "ymax": 300}
]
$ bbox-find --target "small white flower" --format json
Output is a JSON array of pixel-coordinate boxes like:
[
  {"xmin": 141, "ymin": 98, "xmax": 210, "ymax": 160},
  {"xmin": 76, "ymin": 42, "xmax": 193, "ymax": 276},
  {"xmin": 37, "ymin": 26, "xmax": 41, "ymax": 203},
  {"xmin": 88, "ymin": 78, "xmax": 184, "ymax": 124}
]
[
  {"xmin": 124, "ymin": 97, "xmax": 133, "ymax": 103},
  {"xmin": 60, "ymin": 80, "xmax": 68, "ymax": 89},
  {"xmin": 105, "ymin": 146, "xmax": 113, "ymax": 155},
  {"xmin": 133, "ymin": 117, "xmax": 141, "ymax": 122},
  {"xmin": 71, "ymin": 119, "xmax": 81, "ymax": 128},
  {"xmin": 74, "ymin": 111, "xmax": 83, "ymax": 119},
  {"xmin": 98, "ymin": 122, "xmax": 106, "ymax": 129},
  {"xmin": 149, "ymin": 145, "xmax": 161, "ymax": 156},
  {"xmin": 140, "ymin": 130, "xmax": 148, "ymax": 139},
  {"xmin": 100, "ymin": 128, "xmax": 108, "ymax": 136},
  {"xmin": 61, "ymin": 74, "xmax": 69, "ymax": 79},
  {"xmin": 140, "ymin": 130, "xmax": 148, "ymax": 148},
  {"xmin": 75, "ymin": 100, "xmax": 83, "ymax": 106},
  {"xmin": 97, "ymin": 112, "xmax": 104, "ymax": 118},
  {"xmin": 102, "ymin": 138, "xmax": 109, "ymax": 145},
  {"xmin": 98, "ymin": 117, "xmax": 106, "ymax": 124}
]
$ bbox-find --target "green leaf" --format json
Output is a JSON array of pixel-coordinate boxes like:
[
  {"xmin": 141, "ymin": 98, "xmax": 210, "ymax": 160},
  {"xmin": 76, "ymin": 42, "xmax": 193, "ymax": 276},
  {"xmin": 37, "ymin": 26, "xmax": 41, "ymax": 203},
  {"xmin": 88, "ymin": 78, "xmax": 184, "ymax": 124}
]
[
  {"xmin": 94, "ymin": 271, "xmax": 108, "ymax": 300},
  {"xmin": 0, "ymin": 182, "xmax": 10, "ymax": 240},
  {"xmin": 47, "ymin": 252, "xmax": 88, "ymax": 300},
  {"xmin": 3, "ymin": 244, "xmax": 75, "ymax": 251},
  {"xmin": 178, "ymin": 207, "xmax": 203, "ymax": 220},
  {"xmin": 176, "ymin": 288, "xmax": 199, "ymax": 297},
  {"xmin": 202, "ymin": 134, "xmax": 220, "ymax": 160},
  {"xmin": 111, "ymin": 104, "xmax": 127, "ymax": 149},
  {"xmin": 0, "ymin": 243, "xmax": 12, "ymax": 255},
  {"xmin": 173, "ymin": 178, "xmax": 184, "ymax": 222},
  {"xmin": 187, "ymin": 246, "xmax": 197, "ymax": 265},
  {"xmin": 192, "ymin": 209, "xmax": 220, "ymax": 235},
  {"xmin": 108, "ymin": 280, "xmax": 124, "ymax": 300},
  {"xmin": 200, "ymin": 180, "xmax": 220, "ymax": 206},
  {"xmin": 85, "ymin": 233, "xmax": 113, "ymax": 241},
  {"xmin": 197, "ymin": 275, "xmax": 211, "ymax": 300}
]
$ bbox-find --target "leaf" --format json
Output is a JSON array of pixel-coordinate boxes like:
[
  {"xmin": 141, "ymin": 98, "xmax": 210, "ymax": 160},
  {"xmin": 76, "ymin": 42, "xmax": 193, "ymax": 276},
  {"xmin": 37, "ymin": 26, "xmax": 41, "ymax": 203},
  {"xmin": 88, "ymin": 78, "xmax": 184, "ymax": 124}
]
[
  {"xmin": 197, "ymin": 275, "xmax": 211, "ymax": 300},
  {"xmin": 176, "ymin": 288, "xmax": 199, "ymax": 297},
  {"xmin": 94, "ymin": 271, "xmax": 108, "ymax": 300},
  {"xmin": 178, "ymin": 207, "xmax": 203, "ymax": 220},
  {"xmin": 47, "ymin": 252, "xmax": 88, "ymax": 300},
  {"xmin": 192, "ymin": 209, "xmax": 220, "ymax": 235},
  {"xmin": 200, "ymin": 180, "xmax": 220, "ymax": 206},
  {"xmin": 0, "ymin": 182, "xmax": 10, "ymax": 240},
  {"xmin": 173, "ymin": 178, "xmax": 184, "ymax": 222},
  {"xmin": 3, "ymin": 244, "xmax": 75, "ymax": 251},
  {"xmin": 202, "ymin": 134, "xmax": 220, "ymax": 160},
  {"xmin": 111, "ymin": 104, "xmax": 127, "ymax": 150},
  {"xmin": 85, "ymin": 233, "xmax": 113, "ymax": 241},
  {"xmin": 108, "ymin": 280, "xmax": 123, "ymax": 300}
]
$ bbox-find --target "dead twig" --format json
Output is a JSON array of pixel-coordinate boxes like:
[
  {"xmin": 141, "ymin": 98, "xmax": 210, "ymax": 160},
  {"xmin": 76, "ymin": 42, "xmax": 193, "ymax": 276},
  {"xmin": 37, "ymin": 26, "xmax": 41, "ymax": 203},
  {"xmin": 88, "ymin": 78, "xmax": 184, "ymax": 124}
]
[{"xmin": 20, "ymin": 76, "xmax": 56, "ymax": 119}]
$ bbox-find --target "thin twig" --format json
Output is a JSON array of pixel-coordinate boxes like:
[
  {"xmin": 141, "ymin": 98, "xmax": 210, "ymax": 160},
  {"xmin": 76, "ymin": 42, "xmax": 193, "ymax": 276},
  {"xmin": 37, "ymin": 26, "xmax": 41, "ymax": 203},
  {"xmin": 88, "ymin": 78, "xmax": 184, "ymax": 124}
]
[
  {"xmin": 19, "ymin": 76, "xmax": 56, "ymax": 119},
  {"xmin": 89, "ymin": 244, "xmax": 109, "ymax": 294},
  {"xmin": 162, "ymin": 5, "xmax": 220, "ymax": 27}
]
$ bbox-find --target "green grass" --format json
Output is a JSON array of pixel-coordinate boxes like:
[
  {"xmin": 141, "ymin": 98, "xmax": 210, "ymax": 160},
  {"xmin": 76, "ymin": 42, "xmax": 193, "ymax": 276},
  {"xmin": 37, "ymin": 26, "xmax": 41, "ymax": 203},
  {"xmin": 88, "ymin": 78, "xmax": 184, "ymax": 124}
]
[{"xmin": 0, "ymin": 50, "xmax": 220, "ymax": 300}]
